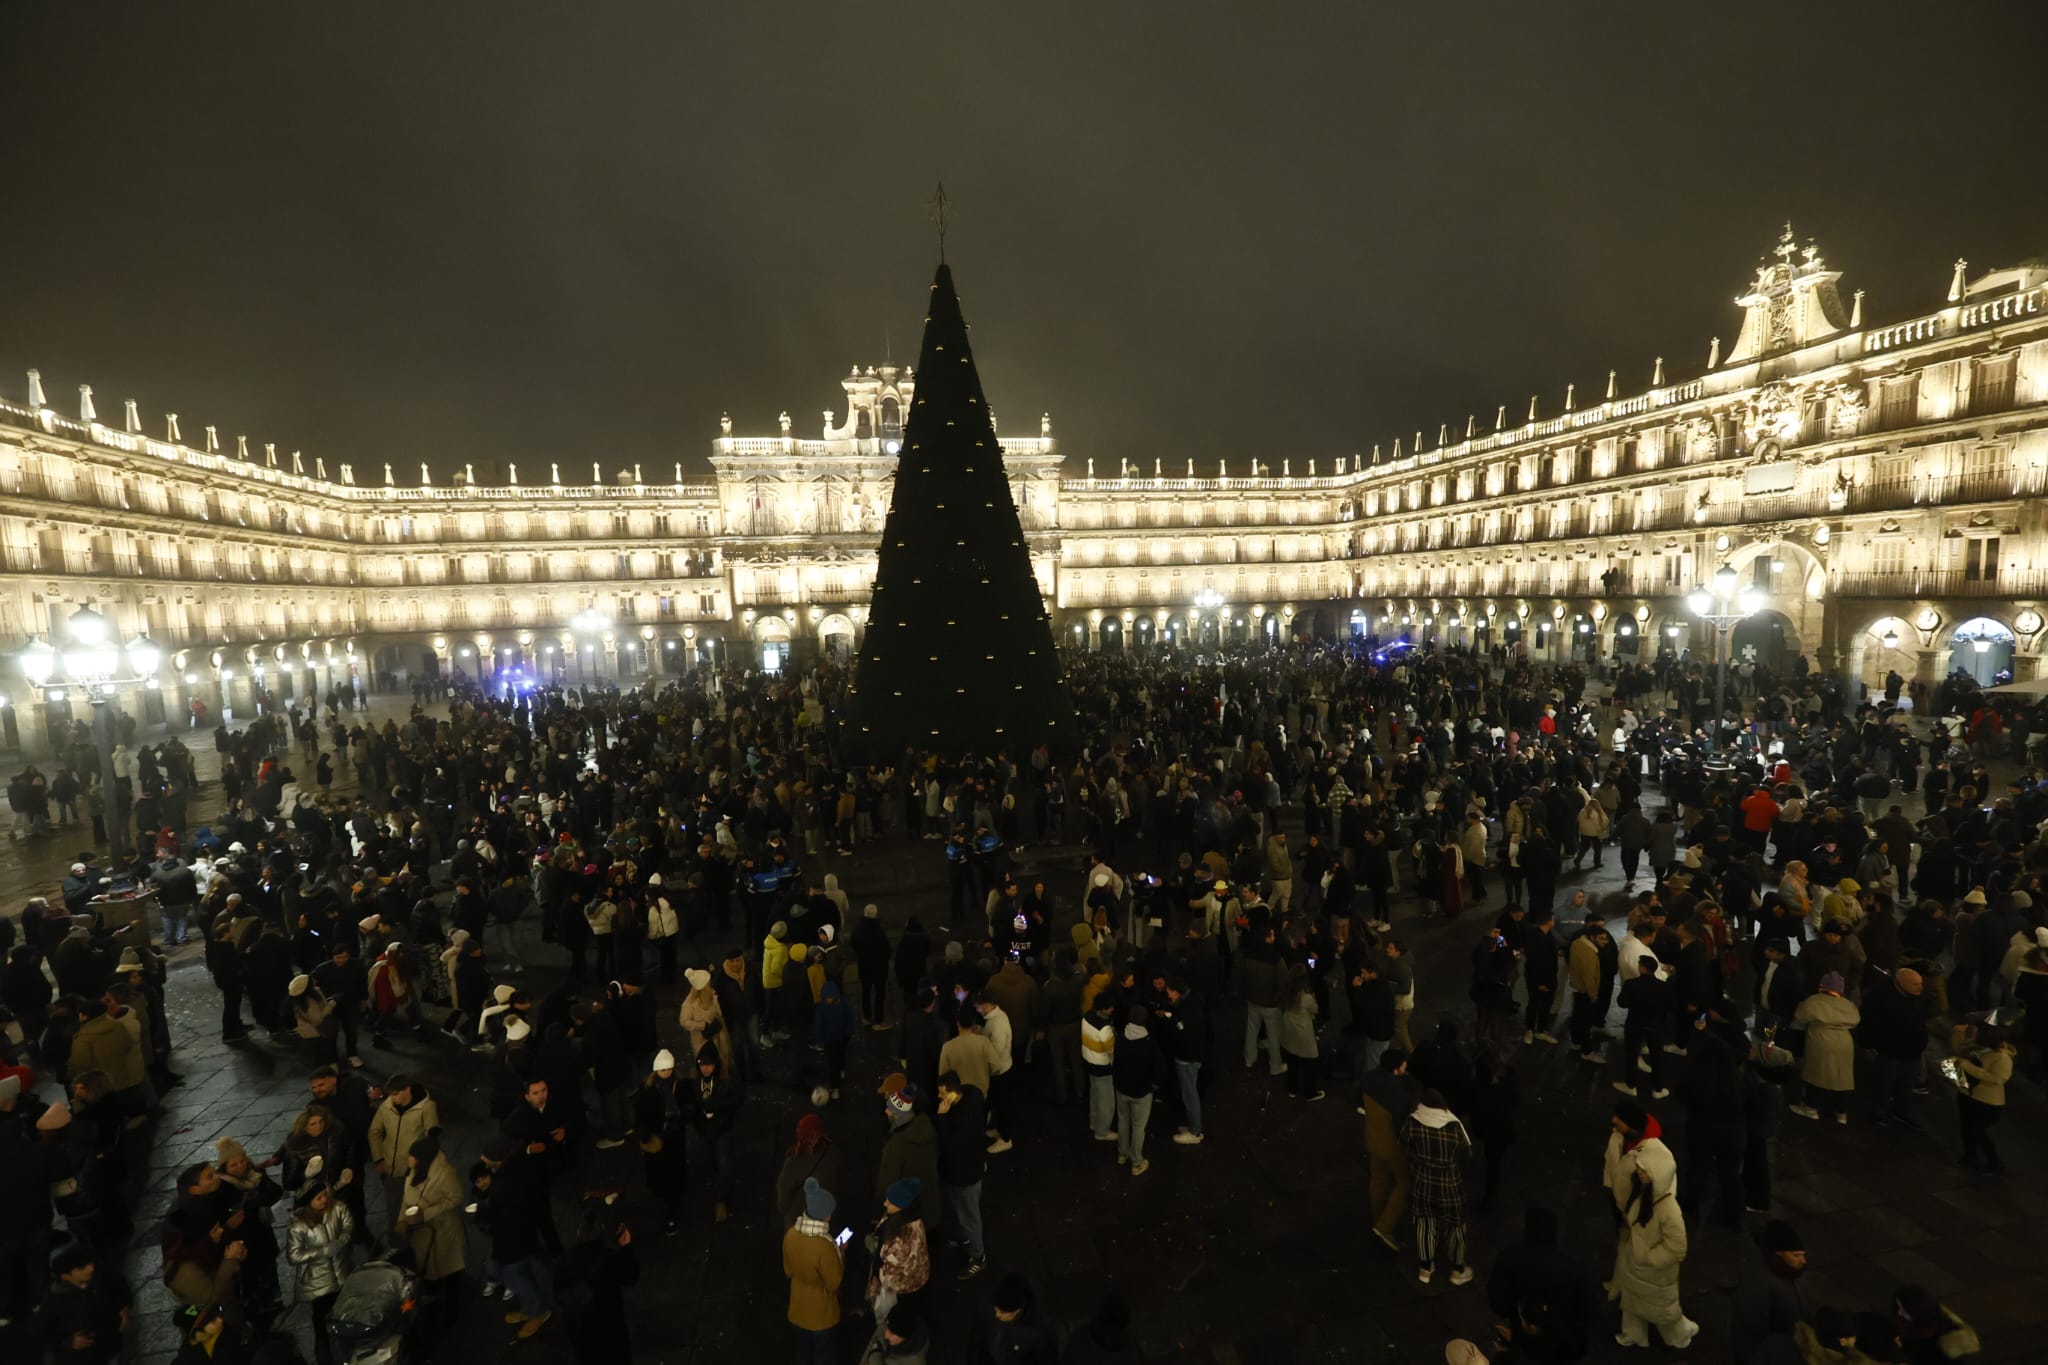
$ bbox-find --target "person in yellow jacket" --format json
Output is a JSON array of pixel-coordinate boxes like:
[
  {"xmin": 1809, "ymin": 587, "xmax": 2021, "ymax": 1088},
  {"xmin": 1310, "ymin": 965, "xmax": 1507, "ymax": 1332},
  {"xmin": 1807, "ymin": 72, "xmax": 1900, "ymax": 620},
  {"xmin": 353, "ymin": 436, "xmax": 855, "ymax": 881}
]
[
  {"xmin": 762, "ymin": 922, "xmax": 791, "ymax": 1043},
  {"xmin": 782, "ymin": 1177, "xmax": 844, "ymax": 1363}
]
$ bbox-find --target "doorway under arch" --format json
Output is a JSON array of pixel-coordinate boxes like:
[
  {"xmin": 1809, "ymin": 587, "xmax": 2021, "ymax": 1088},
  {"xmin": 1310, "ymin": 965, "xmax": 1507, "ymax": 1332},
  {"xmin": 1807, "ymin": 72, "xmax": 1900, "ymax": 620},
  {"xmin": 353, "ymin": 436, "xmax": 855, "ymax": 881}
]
[
  {"xmin": 1947, "ymin": 616, "xmax": 2015, "ymax": 687},
  {"xmin": 1857, "ymin": 617, "xmax": 1918, "ymax": 694},
  {"xmin": 1729, "ymin": 608, "xmax": 1802, "ymax": 676}
]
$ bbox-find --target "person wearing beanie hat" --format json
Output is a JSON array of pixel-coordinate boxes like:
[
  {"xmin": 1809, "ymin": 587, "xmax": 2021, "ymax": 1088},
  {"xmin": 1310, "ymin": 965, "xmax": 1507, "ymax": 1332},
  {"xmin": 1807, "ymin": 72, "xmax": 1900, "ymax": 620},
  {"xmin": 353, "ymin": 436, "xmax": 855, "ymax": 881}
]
[
  {"xmin": 781, "ymin": 1167, "xmax": 844, "ymax": 1355},
  {"xmin": 503, "ymin": 1017, "xmax": 532, "ymax": 1042},
  {"xmin": 691, "ymin": 1039, "xmax": 742, "ymax": 1222},
  {"xmin": 868, "ymin": 1174, "xmax": 931, "ymax": 1336},
  {"xmin": 679, "ymin": 968, "xmax": 731, "ymax": 1075},
  {"xmin": 394, "ymin": 1126, "xmax": 466, "ymax": 1315},
  {"xmin": 1791, "ymin": 971, "xmax": 1861, "ymax": 1124},
  {"xmin": 876, "ymin": 1078, "xmax": 942, "ymax": 1237},
  {"xmin": 1732, "ymin": 1218, "xmax": 1809, "ymax": 1363},
  {"xmin": 636, "ymin": 1046, "xmax": 691, "ymax": 1234}
]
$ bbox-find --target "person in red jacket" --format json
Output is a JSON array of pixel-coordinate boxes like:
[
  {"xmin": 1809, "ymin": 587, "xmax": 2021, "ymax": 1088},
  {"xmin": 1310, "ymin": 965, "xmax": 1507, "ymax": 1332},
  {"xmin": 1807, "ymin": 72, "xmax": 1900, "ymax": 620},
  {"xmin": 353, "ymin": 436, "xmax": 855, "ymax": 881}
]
[{"xmin": 1738, "ymin": 786, "xmax": 1780, "ymax": 857}]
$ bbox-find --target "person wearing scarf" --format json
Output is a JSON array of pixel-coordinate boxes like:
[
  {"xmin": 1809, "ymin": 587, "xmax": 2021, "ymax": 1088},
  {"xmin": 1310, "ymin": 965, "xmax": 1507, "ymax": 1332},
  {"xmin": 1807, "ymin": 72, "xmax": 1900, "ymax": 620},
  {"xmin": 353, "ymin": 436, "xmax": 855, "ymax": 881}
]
[
  {"xmin": 1398, "ymin": 1087, "xmax": 1473, "ymax": 1285},
  {"xmin": 1612, "ymin": 1139, "xmax": 1697, "ymax": 1348}
]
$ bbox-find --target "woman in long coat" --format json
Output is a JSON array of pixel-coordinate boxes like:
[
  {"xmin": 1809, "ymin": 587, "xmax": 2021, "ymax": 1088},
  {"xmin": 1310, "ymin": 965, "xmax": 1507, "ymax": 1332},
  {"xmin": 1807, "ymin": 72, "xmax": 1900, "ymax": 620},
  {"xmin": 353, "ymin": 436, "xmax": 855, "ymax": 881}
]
[
  {"xmin": 1612, "ymin": 1141, "xmax": 1697, "ymax": 1349},
  {"xmin": 1398, "ymin": 1088, "xmax": 1472, "ymax": 1285},
  {"xmin": 634, "ymin": 1049, "xmax": 690, "ymax": 1233},
  {"xmin": 1792, "ymin": 973, "xmax": 1861, "ymax": 1123},
  {"xmin": 395, "ymin": 1133, "xmax": 467, "ymax": 1333}
]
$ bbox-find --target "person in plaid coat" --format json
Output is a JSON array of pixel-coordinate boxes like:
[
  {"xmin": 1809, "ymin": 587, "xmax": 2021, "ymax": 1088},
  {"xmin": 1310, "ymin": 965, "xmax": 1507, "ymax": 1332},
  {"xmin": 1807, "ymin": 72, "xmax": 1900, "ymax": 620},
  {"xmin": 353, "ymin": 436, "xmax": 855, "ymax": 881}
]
[{"xmin": 1399, "ymin": 1087, "xmax": 1473, "ymax": 1285}]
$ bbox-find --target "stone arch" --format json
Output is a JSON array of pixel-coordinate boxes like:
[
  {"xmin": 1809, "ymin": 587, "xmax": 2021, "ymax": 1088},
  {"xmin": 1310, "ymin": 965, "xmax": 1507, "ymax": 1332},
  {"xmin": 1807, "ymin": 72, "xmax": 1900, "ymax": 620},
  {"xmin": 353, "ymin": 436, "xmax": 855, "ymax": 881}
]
[
  {"xmin": 1845, "ymin": 614, "xmax": 1919, "ymax": 694},
  {"xmin": 1947, "ymin": 614, "xmax": 2016, "ymax": 688}
]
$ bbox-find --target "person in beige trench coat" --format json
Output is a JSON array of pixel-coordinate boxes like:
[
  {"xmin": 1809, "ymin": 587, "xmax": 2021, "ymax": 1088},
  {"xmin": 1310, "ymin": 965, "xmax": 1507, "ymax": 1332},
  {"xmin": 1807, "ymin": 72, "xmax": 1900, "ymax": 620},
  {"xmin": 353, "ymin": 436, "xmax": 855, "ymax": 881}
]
[
  {"xmin": 1791, "ymin": 973, "xmax": 1861, "ymax": 1124},
  {"xmin": 394, "ymin": 1135, "xmax": 468, "ymax": 1332}
]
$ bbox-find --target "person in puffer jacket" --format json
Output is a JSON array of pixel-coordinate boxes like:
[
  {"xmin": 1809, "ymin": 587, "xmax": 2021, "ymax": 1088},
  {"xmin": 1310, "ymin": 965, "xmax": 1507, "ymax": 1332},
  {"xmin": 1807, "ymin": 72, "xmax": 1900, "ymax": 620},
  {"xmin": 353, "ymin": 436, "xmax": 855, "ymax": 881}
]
[
  {"xmin": 285, "ymin": 1182, "xmax": 354, "ymax": 1365},
  {"xmin": 1081, "ymin": 1004, "xmax": 1116, "ymax": 1142}
]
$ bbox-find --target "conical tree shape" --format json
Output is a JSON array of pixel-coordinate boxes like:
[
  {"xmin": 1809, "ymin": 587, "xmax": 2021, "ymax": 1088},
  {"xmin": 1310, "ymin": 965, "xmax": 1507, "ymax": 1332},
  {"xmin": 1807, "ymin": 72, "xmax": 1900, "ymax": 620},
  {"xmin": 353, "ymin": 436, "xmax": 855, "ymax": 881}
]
[{"xmin": 847, "ymin": 263, "xmax": 1076, "ymax": 759}]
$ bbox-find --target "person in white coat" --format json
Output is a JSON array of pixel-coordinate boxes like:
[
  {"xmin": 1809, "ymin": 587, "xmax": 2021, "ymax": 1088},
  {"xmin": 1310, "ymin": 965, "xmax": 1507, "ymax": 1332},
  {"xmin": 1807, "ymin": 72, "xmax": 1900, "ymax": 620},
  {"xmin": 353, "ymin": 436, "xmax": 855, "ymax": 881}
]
[{"xmin": 1612, "ymin": 1135, "xmax": 1696, "ymax": 1348}]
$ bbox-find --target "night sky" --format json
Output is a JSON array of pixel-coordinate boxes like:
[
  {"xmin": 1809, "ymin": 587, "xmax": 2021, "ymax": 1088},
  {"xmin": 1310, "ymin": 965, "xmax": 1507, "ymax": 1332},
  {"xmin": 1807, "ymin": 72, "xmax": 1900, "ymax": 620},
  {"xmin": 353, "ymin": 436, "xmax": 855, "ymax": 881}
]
[{"xmin": 5, "ymin": 3, "xmax": 2047, "ymax": 482}]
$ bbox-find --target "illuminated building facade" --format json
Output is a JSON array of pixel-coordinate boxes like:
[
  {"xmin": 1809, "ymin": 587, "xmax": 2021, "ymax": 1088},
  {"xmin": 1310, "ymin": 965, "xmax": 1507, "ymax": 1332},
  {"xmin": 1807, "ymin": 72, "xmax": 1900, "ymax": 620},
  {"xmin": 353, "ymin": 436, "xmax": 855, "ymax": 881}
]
[{"xmin": 2, "ymin": 230, "xmax": 2046, "ymax": 753}]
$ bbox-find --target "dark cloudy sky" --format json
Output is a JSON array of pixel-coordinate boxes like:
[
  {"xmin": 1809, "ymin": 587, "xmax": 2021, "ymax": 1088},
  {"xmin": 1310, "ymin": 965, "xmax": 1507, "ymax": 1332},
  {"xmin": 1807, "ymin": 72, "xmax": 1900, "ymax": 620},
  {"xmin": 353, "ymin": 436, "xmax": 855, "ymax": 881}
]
[{"xmin": 4, "ymin": 2, "xmax": 2046, "ymax": 481}]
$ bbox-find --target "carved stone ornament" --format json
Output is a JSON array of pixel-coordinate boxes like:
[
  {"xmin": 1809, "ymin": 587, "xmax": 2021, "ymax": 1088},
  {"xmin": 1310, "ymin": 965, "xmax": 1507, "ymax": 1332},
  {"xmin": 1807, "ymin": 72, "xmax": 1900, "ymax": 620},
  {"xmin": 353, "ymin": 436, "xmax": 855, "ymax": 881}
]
[
  {"xmin": 1825, "ymin": 381, "xmax": 1866, "ymax": 437},
  {"xmin": 1743, "ymin": 381, "xmax": 1803, "ymax": 447},
  {"xmin": 1686, "ymin": 417, "xmax": 1719, "ymax": 460}
]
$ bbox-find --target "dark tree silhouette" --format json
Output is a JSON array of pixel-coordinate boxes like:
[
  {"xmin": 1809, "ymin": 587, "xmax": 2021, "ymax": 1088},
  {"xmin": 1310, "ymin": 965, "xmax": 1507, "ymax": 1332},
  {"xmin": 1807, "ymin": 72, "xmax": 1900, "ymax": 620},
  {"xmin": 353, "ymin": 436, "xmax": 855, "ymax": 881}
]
[{"xmin": 846, "ymin": 262, "xmax": 1076, "ymax": 759}]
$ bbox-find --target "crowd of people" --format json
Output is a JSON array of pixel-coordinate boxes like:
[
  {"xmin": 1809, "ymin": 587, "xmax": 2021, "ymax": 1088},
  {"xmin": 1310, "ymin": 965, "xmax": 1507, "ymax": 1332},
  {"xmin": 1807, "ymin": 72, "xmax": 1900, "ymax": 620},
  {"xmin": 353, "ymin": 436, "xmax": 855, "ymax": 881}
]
[{"xmin": 0, "ymin": 634, "xmax": 2038, "ymax": 1363}]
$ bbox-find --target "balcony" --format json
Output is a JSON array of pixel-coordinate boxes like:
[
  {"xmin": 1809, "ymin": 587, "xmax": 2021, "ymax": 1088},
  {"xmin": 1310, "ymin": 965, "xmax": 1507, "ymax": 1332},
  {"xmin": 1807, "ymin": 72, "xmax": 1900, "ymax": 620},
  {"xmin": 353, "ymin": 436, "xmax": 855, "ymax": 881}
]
[{"xmin": 1834, "ymin": 568, "xmax": 2045, "ymax": 599}]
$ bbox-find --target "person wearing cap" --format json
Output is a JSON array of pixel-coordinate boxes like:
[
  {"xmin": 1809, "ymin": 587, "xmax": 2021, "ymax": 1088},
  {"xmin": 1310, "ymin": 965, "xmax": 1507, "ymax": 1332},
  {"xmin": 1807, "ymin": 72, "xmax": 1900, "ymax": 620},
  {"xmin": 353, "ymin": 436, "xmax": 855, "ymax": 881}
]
[
  {"xmin": 1790, "ymin": 972, "xmax": 1860, "ymax": 1124},
  {"xmin": 1731, "ymin": 1219, "xmax": 1809, "ymax": 1363},
  {"xmin": 781, "ymin": 1173, "xmax": 843, "ymax": 1362}
]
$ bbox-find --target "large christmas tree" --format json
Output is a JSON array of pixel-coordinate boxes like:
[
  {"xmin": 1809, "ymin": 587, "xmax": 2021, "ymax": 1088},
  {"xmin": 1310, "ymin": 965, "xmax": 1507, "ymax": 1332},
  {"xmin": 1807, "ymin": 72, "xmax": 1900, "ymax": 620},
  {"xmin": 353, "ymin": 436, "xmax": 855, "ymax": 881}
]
[{"xmin": 846, "ymin": 262, "xmax": 1076, "ymax": 759}]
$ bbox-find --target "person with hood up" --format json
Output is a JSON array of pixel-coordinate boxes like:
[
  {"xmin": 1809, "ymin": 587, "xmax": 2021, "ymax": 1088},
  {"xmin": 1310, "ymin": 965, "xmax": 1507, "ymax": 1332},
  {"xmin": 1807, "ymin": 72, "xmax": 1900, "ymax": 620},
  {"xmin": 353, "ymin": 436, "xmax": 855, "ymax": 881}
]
[
  {"xmin": 678, "ymin": 967, "xmax": 731, "ymax": 1069},
  {"xmin": 781, "ymin": 1175, "xmax": 843, "ymax": 1364},
  {"xmin": 1611, "ymin": 1136, "xmax": 1697, "ymax": 1349},
  {"xmin": 284, "ymin": 1182, "xmax": 353, "ymax": 1365},
  {"xmin": 852, "ymin": 904, "xmax": 893, "ymax": 1029},
  {"xmin": 1111, "ymin": 1005, "xmax": 1166, "ymax": 1176},
  {"xmin": 1790, "ymin": 972, "xmax": 1860, "ymax": 1124},
  {"xmin": 393, "ymin": 1132, "xmax": 467, "ymax": 1334},
  {"xmin": 689, "ymin": 1041, "xmax": 742, "ymax": 1222},
  {"xmin": 1399, "ymin": 1086, "xmax": 1473, "ymax": 1285}
]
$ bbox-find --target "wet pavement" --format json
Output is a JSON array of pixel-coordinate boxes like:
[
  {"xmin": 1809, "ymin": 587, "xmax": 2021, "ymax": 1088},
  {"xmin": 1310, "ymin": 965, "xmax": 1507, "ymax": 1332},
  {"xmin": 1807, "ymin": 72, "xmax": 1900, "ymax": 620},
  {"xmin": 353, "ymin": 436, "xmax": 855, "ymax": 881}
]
[{"xmin": 4, "ymin": 704, "xmax": 2046, "ymax": 1363}]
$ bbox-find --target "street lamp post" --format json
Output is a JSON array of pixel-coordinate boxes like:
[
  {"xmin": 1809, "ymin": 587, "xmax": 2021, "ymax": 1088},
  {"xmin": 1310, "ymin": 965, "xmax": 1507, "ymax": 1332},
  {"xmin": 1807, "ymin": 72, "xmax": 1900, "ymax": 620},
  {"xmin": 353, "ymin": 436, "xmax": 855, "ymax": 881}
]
[{"xmin": 1685, "ymin": 565, "xmax": 1762, "ymax": 756}]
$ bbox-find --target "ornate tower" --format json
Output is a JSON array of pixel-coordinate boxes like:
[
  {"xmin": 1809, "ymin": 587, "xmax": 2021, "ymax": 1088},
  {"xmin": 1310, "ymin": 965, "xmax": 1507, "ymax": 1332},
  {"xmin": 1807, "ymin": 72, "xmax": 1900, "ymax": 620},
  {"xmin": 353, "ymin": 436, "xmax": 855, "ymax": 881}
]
[
  {"xmin": 845, "ymin": 262, "xmax": 1075, "ymax": 759},
  {"xmin": 1721, "ymin": 223, "xmax": 1852, "ymax": 366}
]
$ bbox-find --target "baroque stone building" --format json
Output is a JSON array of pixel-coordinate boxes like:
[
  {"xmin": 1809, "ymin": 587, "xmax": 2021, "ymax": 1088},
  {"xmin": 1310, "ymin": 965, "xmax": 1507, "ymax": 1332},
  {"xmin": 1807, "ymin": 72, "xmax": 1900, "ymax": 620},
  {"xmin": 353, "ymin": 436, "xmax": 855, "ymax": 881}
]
[{"xmin": 1, "ymin": 228, "xmax": 2045, "ymax": 755}]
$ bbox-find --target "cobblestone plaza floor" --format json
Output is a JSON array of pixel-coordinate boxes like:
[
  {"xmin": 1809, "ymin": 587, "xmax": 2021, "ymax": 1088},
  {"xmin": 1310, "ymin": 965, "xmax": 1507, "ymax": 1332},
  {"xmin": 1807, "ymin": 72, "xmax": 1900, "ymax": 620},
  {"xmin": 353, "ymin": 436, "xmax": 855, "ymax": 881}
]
[{"xmin": 2, "ymin": 698, "xmax": 2045, "ymax": 1362}]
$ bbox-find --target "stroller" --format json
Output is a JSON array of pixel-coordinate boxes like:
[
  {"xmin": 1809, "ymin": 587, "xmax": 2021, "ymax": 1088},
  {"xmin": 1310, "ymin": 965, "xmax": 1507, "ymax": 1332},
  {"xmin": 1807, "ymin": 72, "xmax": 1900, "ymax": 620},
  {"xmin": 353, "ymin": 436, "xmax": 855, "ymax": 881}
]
[{"xmin": 328, "ymin": 1260, "xmax": 422, "ymax": 1365}]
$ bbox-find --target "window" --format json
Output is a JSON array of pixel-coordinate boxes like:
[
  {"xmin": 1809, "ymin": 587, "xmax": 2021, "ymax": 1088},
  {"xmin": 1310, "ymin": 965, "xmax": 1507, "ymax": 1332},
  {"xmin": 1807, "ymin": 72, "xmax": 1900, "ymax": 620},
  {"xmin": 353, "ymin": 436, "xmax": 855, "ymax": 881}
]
[
  {"xmin": 1871, "ymin": 541, "xmax": 1906, "ymax": 576},
  {"xmin": 1965, "ymin": 536, "xmax": 1999, "ymax": 582},
  {"xmin": 615, "ymin": 553, "xmax": 631, "ymax": 577},
  {"xmin": 613, "ymin": 512, "xmax": 631, "ymax": 537},
  {"xmin": 1972, "ymin": 356, "xmax": 2016, "ymax": 415},
  {"xmin": 698, "ymin": 593, "xmax": 718, "ymax": 614},
  {"xmin": 1880, "ymin": 376, "xmax": 1918, "ymax": 430},
  {"xmin": 653, "ymin": 513, "xmax": 672, "ymax": 537}
]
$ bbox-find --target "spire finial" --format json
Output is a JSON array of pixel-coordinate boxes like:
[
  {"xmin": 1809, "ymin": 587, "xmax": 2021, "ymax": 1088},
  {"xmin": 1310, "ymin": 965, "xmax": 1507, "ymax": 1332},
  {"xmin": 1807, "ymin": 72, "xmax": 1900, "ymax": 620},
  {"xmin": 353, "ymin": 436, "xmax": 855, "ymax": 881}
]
[
  {"xmin": 166, "ymin": 413, "xmax": 181, "ymax": 443},
  {"xmin": 205, "ymin": 424, "xmax": 219, "ymax": 453},
  {"xmin": 1494, "ymin": 405, "xmax": 1506, "ymax": 432},
  {"xmin": 1605, "ymin": 369, "xmax": 1617, "ymax": 401},
  {"xmin": 928, "ymin": 181, "xmax": 952, "ymax": 263},
  {"xmin": 1774, "ymin": 222, "xmax": 1798, "ymax": 264},
  {"xmin": 1652, "ymin": 356, "xmax": 1665, "ymax": 387},
  {"xmin": 1708, "ymin": 335, "xmax": 1721, "ymax": 368},
  {"xmin": 26, "ymin": 369, "xmax": 45, "ymax": 408},
  {"xmin": 1949, "ymin": 258, "xmax": 1968, "ymax": 303},
  {"xmin": 79, "ymin": 384, "xmax": 96, "ymax": 423},
  {"xmin": 1465, "ymin": 415, "xmax": 1475, "ymax": 440},
  {"xmin": 1563, "ymin": 383, "xmax": 1576, "ymax": 412},
  {"xmin": 1850, "ymin": 289, "xmax": 1864, "ymax": 328},
  {"xmin": 123, "ymin": 398, "xmax": 140, "ymax": 433},
  {"xmin": 1527, "ymin": 394, "xmax": 1538, "ymax": 424},
  {"xmin": 292, "ymin": 450, "xmax": 304, "ymax": 475}
]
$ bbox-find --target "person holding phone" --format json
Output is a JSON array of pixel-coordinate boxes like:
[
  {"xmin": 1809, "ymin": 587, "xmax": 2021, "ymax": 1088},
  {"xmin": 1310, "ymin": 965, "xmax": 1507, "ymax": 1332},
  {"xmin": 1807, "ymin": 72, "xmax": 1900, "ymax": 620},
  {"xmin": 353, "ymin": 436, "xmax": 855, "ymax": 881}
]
[{"xmin": 782, "ymin": 1177, "xmax": 843, "ymax": 1364}]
